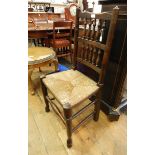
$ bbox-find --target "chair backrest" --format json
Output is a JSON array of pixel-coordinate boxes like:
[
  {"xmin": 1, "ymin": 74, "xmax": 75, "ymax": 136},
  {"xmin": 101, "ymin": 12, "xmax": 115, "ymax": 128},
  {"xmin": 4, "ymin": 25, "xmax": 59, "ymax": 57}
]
[
  {"xmin": 53, "ymin": 20, "xmax": 73, "ymax": 43},
  {"xmin": 73, "ymin": 6, "xmax": 119, "ymax": 86}
]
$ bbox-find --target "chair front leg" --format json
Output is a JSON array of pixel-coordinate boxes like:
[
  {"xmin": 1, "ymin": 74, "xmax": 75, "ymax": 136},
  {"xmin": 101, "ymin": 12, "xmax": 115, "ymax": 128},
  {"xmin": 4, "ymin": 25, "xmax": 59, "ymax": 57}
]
[
  {"xmin": 93, "ymin": 91, "xmax": 101, "ymax": 121},
  {"xmin": 63, "ymin": 103, "xmax": 72, "ymax": 148},
  {"xmin": 28, "ymin": 69, "xmax": 35, "ymax": 95},
  {"xmin": 40, "ymin": 75, "xmax": 50, "ymax": 112}
]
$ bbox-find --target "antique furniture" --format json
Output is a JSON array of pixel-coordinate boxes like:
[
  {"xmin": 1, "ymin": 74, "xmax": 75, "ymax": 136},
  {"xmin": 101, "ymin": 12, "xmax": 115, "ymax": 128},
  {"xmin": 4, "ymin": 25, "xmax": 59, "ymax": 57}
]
[
  {"xmin": 64, "ymin": 3, "xmax": 79, "ymax": 23},
  {"xmin": 40, "ymin": 7, "xmax": 119, "ymax": 147},
  {"xmin": 44, "ymin": 20, "xmax": 73, "ymax": 62},
  {"xmin": 28, "ymin": 12, "xmax": 62, "ymax": 46},
  {"xmin": 28, "ymin": 47, "xmax": 58, "ymax": 95},
  {"xmin": 97, "ymin": 0, "xmax": 127, "ymax": 120}
]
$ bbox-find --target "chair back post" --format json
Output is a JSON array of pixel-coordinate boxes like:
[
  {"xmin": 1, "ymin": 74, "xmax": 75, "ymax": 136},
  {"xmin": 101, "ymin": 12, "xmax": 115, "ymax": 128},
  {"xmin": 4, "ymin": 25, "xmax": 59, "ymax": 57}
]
[
  {"xmin": 73, "ymin": 7, "xmax": 119, "ymax": 88},
  {"xmin": 98, "ymin": 6, "xmax": 119, "ymax": 86},
  {"xmin": 73, "ymin": 8, "xmax": 80, "ymax": 70},
  {"xmin": 53, "ymin": 22, "xmax": 56, "ymax": 45},
  {"xmin": 69, "ymin": 22, "xmax": 73, "ymax": 44},
  {"xmin": 53, "ymin": 20, "xmax": 73, "ymax": 48}
]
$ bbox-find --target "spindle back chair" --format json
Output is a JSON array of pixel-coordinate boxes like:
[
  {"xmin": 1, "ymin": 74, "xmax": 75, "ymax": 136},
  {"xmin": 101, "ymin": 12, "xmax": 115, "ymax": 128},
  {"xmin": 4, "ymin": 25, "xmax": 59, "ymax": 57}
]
[{"xmin": 40, "ymin": 6, "xmax": 119, "ymax": 148}]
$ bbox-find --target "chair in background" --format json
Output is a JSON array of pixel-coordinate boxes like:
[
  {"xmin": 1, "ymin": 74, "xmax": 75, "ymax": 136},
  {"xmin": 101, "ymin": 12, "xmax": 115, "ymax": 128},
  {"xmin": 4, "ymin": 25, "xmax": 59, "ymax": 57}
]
[
  {"xmin": 45, "ymin": 20, "xmax": 73, "ymax": 62},
  {"xmin": 40, "ymin": 7, "xmax": 119, "ymax": 148}
]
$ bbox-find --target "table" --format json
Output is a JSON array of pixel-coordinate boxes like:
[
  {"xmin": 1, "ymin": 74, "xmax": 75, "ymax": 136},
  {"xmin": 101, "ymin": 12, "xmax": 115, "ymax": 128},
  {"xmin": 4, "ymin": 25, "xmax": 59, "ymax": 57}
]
[
  {"xmin": 28, "ymin": 19, "xmax": 74, "ymax": 46},
  {"xmin": 28, "ymin": 47, "xmax": 58, "ymax": 95},
  {"xmin": 28, "ymin": 21, "xmax": 74, "ymax": 31}
]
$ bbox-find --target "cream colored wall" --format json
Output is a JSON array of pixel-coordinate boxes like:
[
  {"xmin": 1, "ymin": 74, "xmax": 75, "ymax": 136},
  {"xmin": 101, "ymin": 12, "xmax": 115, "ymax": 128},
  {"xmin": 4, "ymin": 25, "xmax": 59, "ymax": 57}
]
[{"xmin": 77, "ymin": 0, "xmax": 83, "ymax": 11}]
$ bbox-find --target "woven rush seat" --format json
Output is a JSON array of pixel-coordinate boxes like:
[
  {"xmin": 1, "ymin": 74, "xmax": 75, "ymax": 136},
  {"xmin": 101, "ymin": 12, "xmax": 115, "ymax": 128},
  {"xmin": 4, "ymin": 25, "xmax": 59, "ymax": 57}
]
[
  {"xmin": 43, "ymin": 69, "xmax": 99, "ymax": 107},
  {"xmin": 52, "ymin": 39, "xmax": 70, "ymax": 47}
]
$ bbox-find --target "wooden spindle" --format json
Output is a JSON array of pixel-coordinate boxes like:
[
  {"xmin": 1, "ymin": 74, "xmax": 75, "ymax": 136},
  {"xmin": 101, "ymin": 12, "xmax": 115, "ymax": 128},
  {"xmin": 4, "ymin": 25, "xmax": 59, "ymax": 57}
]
[
  {"xmin": 96, "ymin": 49, "xmax": 102, "ymax": 67},
  {"xmin": 78, "ymin": 45, "xmax": 81, "ymax": 58},
  {"xmin": 95, "ymin": 19, "xmax": 103, "ymax": 41},
  {"xmin": 82, "ymin": 42, "xmax": 85, "ymax": 60},
  {"xmin": 83, "ymin": 18, "xmax": 87, "ymax": 38},
  {"xmin": 80, "ymin": 42, "xmax": 84, "ymax": 60},
  {"xmin": 85, "ymin": 44, "xmax": 89, "ymax": 60},
  {"xmin": 87, "ymin": 19, "xmax": 93, "ymax": 39},
  {"xmin": 91, "ymin": 19, "xmax": 96, "ymax": 40},
  {"xmin": 92, "ymin": 47, "xmax": 97, "ymax": 64},
  {"xmin": 88, "ymin": 45, "xmax": 93, "ymax": 63}
]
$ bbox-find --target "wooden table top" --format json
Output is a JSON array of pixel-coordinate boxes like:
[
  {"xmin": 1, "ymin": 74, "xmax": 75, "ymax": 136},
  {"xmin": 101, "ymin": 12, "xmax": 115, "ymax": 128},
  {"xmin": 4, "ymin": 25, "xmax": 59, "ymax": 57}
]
[
  {"xmin": 28, "ymin": 19, "xmax": 74, "ymax": 31},
  {"xmin": 28, "ymin": 47, "xmax": 56, "ymax": 65}
]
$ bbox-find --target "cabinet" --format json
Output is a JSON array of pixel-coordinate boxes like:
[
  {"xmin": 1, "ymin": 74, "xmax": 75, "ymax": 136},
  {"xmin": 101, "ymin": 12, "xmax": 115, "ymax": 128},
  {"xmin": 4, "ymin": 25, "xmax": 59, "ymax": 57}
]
[
  {"xmin": 99, "ymin": 0, "xmax": 127, "ymax": 121},
  {"xmin": 77, "ymin": 0, "xmax": 127, "ymax": 121}
]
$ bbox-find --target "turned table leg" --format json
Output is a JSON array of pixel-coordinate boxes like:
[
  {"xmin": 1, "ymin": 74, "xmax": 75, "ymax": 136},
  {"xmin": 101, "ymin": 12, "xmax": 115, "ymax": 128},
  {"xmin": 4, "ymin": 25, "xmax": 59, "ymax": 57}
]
[
  {"xmin": 28, "ymin": 69, "xmax": 35, "ymax": 95},
  {"xmin": 53, "ymin": 59, "xmax": 59, "ymax": 71}
]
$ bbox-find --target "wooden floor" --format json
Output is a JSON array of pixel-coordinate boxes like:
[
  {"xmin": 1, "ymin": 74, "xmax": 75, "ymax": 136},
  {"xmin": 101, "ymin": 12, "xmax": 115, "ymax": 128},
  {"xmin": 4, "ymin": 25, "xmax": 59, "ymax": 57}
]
[{"xmin": 28, "ymin": 69, "xmax": 127, "ymax": 155}]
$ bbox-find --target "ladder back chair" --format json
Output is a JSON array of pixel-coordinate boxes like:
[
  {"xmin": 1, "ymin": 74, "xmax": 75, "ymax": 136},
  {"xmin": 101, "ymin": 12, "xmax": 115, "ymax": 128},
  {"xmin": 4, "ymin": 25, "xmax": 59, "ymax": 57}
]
[
  {"xmin": 40, "ymin": 6, "xmax": 119, "ymax": 148},
  {"xmin": 45, "ymin": 20, "xmax": 73, "ymax": 62}
]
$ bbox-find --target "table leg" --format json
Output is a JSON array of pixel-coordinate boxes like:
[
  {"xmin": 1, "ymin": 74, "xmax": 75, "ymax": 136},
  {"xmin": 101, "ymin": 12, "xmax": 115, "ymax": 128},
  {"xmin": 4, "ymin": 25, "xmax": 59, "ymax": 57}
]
[
  {"xmin": 53, "ymin": 60, "xmax": 58, "ymax": 71},
  {"xmin": 28, "ymin": 69, "xmax": 35, "ymax": 95}
]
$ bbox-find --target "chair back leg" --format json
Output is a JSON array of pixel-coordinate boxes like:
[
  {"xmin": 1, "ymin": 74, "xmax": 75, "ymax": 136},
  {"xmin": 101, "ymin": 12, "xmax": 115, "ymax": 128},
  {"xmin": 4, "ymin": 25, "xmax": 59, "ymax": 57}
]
[{"xmin": 93, "ymin": 91, "xmax": 101, "ymax": 121}]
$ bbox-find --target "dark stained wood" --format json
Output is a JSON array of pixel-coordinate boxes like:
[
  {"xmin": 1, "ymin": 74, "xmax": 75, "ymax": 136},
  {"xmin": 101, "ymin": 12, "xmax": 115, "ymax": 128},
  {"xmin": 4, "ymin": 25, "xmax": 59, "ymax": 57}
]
[
  {"xmin": 40, "ymin": 6, "xmax": 119, "ymax": 148},
  {"xmin": 63, "ymin": 103, "xmax": 72, "ymax": 148},
  {"xmin": 46, "ymin": 96, "xmax": 66, "ymax": 125},
  {"xmin": 73, "ymin": 7, "xmax": 119, "ymax": 83},
  {"xmin": 72, "ymin": 100, "xmax": 95, "ymax": 120},
  {"xmin": 78, "ymin": 37, "xmax": 106, "ymax": 50},
  {"xmin": 40, "ymin": 75, "xmax": 50, "ymax": 112},
  {"xmin": 72, "ymin": 112, "xmax": 95, "ymax": 133},
  {"xmin": 46, "ymin": 20, "xmax": 73, "ymax": 61},
  {"xmin": 99, "ymin": 2, "xmax": 127, "ymax": 121}
]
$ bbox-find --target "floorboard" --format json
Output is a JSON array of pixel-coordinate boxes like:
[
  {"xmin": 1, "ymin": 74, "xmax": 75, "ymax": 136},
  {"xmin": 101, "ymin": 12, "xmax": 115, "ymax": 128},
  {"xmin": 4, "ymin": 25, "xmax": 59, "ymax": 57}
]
[{"xmin": 28, "ymin": 69, "xmax": 127, "ymax": 155}]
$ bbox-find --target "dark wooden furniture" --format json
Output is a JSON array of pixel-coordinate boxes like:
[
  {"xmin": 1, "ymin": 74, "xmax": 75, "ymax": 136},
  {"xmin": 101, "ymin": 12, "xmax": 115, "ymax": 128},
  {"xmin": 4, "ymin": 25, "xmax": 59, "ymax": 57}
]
[
  {"xmin": 45, "ymin": 21, "xmax": 73, "ymax": 61},
  {"xmin": 98, "ymin": 0, "xmax": 127, "ymax": 120},
  {"xmin": 28, "ymin": 12, "xmax": 62, "ymax": 46},
  {"xmin": 40, "ymin": 7, "xmax": 119, "ymax": 148}
]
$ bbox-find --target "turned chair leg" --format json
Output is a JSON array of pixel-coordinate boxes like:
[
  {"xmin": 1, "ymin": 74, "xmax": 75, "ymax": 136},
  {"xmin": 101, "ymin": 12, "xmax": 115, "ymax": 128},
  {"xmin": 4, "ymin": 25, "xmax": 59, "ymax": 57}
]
[
  {"xmin": 40, "ymin": 75, "xmax": 50, "ymax": 112},
  {"xmin": 63, "ymin": 103, "xmax": 72, "ymax": 148},
  {"xmin": 93, "ymin": 99, "xmax": 100, "ymax": 121}
]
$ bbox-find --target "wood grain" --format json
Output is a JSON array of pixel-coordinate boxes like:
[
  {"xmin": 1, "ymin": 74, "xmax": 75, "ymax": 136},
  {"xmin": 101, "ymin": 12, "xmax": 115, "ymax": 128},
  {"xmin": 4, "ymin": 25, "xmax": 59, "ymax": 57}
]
[{"xmin": 29, "ymin": 84, "xmax": 127, "ymax": 155}]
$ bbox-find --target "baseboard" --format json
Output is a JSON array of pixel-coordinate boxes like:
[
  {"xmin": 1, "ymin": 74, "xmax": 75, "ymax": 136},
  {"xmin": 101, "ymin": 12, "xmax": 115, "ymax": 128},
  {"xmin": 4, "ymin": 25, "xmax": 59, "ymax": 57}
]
[{"xmin": 100, "ymin": 100, "xmax": 120, "ymax": 121}]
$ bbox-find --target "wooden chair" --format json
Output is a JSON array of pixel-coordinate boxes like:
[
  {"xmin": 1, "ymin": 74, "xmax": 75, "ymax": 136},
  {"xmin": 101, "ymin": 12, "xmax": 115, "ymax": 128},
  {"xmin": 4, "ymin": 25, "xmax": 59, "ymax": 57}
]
[
  {"xmin": 45, "ymin": 20, "xmax": 73, "ymax": 62},
  {"xmin": 40, "ymin": 6, "xmax": 119, "ymax": 148}
]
